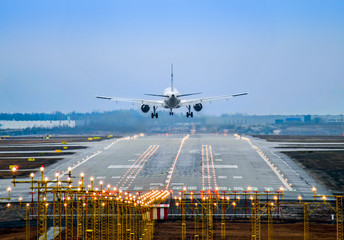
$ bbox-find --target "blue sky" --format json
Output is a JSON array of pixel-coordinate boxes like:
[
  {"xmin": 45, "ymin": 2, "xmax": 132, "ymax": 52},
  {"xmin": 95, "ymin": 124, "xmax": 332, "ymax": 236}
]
[{"xmin": 0, "ymin": 0, "xmax": 343, "ymax": 115}]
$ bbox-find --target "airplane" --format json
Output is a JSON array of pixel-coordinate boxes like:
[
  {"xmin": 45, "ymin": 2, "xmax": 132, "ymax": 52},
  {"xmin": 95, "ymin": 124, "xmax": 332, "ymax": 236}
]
[{"xmin": 96, "ymin": 65, "xmax": 248, "ymax": 118}]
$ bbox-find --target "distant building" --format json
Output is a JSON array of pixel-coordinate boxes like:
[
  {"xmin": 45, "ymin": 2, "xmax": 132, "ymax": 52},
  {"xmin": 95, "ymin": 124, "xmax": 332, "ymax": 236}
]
[
  {"xmin": 275, "ymin": 119, "xmax": 284, "ymax": 124},
  {"xmin": 0, "ymin": 120, "xmax": 75, "ymax": 129},
  {"xmin": 304, "ymin": 115, "xmax": 311, "ymax": 122},
  {"xmin": 285, "ymin": 118, "xmax": 302, "ymax": 123}
]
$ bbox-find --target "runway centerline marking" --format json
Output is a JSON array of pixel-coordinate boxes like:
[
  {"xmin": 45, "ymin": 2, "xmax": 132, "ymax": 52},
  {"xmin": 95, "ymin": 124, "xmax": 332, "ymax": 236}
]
[{"xmin": 165, "ymin": 135, "xmax": 189, "ymax": 190}]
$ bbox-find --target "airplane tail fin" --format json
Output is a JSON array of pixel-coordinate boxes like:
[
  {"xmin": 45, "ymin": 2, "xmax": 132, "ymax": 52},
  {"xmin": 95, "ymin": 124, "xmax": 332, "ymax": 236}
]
[{"xmin": 171, "ymin": 64, "xmax": 174, "ymax": 92}]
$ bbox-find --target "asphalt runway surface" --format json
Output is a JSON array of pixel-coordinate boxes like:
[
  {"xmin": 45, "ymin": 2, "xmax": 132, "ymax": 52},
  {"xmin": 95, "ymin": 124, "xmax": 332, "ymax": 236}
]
[{"xmin": 0, "ymin": 134, "xmax": 331, "ymax": 200}]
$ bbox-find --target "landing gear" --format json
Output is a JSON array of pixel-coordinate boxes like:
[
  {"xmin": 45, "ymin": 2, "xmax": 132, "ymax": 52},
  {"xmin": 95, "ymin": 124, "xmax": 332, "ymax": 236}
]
[
  {"xmin": 169, "ymin": 110, "xmax": 174, "ymax": 116},
  {"xmin": 151, "ymin": 106, "xmax": 158, "ymax": 118},
  {"xmin": 186, "ymin": 105, "xmax": 193, "ymax": 118}
]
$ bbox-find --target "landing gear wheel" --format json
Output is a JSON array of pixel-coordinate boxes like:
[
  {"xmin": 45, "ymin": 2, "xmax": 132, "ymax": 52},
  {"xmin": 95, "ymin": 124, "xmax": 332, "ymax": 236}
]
[
  {"xmin": 151, "ymin": 106, "xmax": 158, "ymax": 119},
  {"xmin": 186, "ymin": 105, "xmax": 194, "ymax": 118}
]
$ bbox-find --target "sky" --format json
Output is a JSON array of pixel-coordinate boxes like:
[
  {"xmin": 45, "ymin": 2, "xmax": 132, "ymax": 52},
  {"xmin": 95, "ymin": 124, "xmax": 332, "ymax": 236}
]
[{"xmin": 0, "ymin": 0, "xmax": 343, "ymax": 115}]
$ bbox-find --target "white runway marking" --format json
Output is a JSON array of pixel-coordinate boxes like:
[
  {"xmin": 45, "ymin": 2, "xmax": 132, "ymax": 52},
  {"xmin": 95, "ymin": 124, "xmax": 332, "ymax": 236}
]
[
  {"xmin": 150, "ymin": 183, "xmax": 164, "ymax": 186},
  {"xmin": 233, "ymin": 176, "xmax": 242, "ymax": 179},
  {"xmin": 234, "ymin": 187, "xmax": 243, "ymax": 191},
  {"xmin": 172, "ymin": 186, "xmax": 182, "ymax": 190},
  {"xmin": 211, "ymin": 165, "xmax": 238, "ymax": 169},
  {"xmin": 134, "ymin": 186, "xmax": 143, "ymax": 190},
  {"xmin": 245, "ymin": 138, "xmax": 293, "ymax": 191},
  {"xmin": 218, "ymin": 187, "xmax": 227, "ymax": 190},
  {"xmin": 108, "ymin": 165, "xmax": 140, "ymax": 168},
  {"xmin": 111, "ymin": 176, "xmax": 121, "ymax": 179},
  {"xmin": 171, "ymin": 183, "xmax": 184, "ymax": 185},
  {"xmin": 96, "ymin": 176, "xmax": 105, "ymax": 179},
  {"xmin": 48, "ymin": 150, "xmax": 103, "ymax": 186},
  {"xmin": 218, "ymin": 176, "xmax": 227, "ymax": 179},
  {"xmin": 215, "ymin": 159, "xmax": 222, "ymax": 161},
  {"xmin": 165, "ymin": 135, "xmax": 189, "ymax": 189},
  {"xmin": 188, "ymin": 186, "xmax": 197, "ymax": 190},
  {"xmin": 128, "ymin": 159, "xmax": 135, "ymax": 162}
]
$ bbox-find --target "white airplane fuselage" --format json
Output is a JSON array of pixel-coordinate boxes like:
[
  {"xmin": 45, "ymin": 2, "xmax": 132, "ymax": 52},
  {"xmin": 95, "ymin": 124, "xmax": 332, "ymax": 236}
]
[{"xmin": 162, "ymin": 87, "xmax": 181, "ymax": 109}]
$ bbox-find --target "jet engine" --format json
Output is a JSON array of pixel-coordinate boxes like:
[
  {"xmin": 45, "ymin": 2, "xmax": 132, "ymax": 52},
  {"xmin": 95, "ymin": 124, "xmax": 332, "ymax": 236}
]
[
  {"xmin": 141, "ymin": 104, "xmax": 150, "ymax": 113},
  {"xmin": 193, "ymin": 103, "xmax": 203, "ymax": 112}
]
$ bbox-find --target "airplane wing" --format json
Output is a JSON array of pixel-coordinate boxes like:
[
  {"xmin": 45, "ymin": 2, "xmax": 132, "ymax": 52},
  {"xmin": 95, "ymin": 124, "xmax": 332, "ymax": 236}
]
[
  {"xmin": 180, "ymin": 92, "xmax": 248, "ymax": 106},
  {"xmin": 96, "ymin": 96, "xmax": 165, "ymax": 106}
]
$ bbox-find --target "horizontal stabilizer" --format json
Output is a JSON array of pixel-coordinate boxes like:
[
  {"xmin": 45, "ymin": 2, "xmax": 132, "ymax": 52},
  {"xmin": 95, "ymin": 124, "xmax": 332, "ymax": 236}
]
[
  {"xmin": 232, "ymin": 92, "xmax": 248, "ymax": 97},
  {"xmin": 96, "ymin": 96, "xmax": 112, "ymax": 100},
  {"xmin": 144, "ymin": 94, "xmax": 169, "ymax": 97},
  {"xmin": 177, "ymin": 92, "xmax": 202, "ymax": 97}
]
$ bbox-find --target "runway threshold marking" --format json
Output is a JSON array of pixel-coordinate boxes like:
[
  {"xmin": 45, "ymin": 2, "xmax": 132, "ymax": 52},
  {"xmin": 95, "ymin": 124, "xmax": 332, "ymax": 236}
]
[
  {"xmin": 119, "ymin": 145, "xmax": 159, "ymax": 190},
  {"xmin": 125, "ymin": 145, "xmax": 159, "ymax": 189},
  {"xmin": 165, "ymin": 135, "xmax": 189, "ymax": 190},
  {"xmin": 115, "ymin": 145, "xmax": 154, "ymax": 188},
  {"xmin": 205, "ymin": 145, "xmax": 211, "ymax": 190},
  {"xmin": 201, "ymin": 145, "xmax": 218, "ymax": 191},
  {"xmin": 208, "ymin": 145, "xmax": 218, "ymax": 189}
]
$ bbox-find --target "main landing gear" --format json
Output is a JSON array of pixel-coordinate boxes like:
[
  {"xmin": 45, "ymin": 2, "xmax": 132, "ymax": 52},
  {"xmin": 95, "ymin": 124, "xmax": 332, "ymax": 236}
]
[
  {"xmin": 186, "ymin": 105, "xmax": 193, "ymax": 118},
  {"xmin": 169, "ymin": 109, "xmax": 174, "ymax": 116},
  {"xmin": 151, "ymin": 106, "xmax": 158, "ymax": 118}
]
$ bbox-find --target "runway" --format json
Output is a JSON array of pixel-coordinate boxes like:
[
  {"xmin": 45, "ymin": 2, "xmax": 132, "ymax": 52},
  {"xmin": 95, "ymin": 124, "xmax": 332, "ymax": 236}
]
[{"xmin": 0, "ymin": 134, "xmax": 331, "ymax": 200}]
